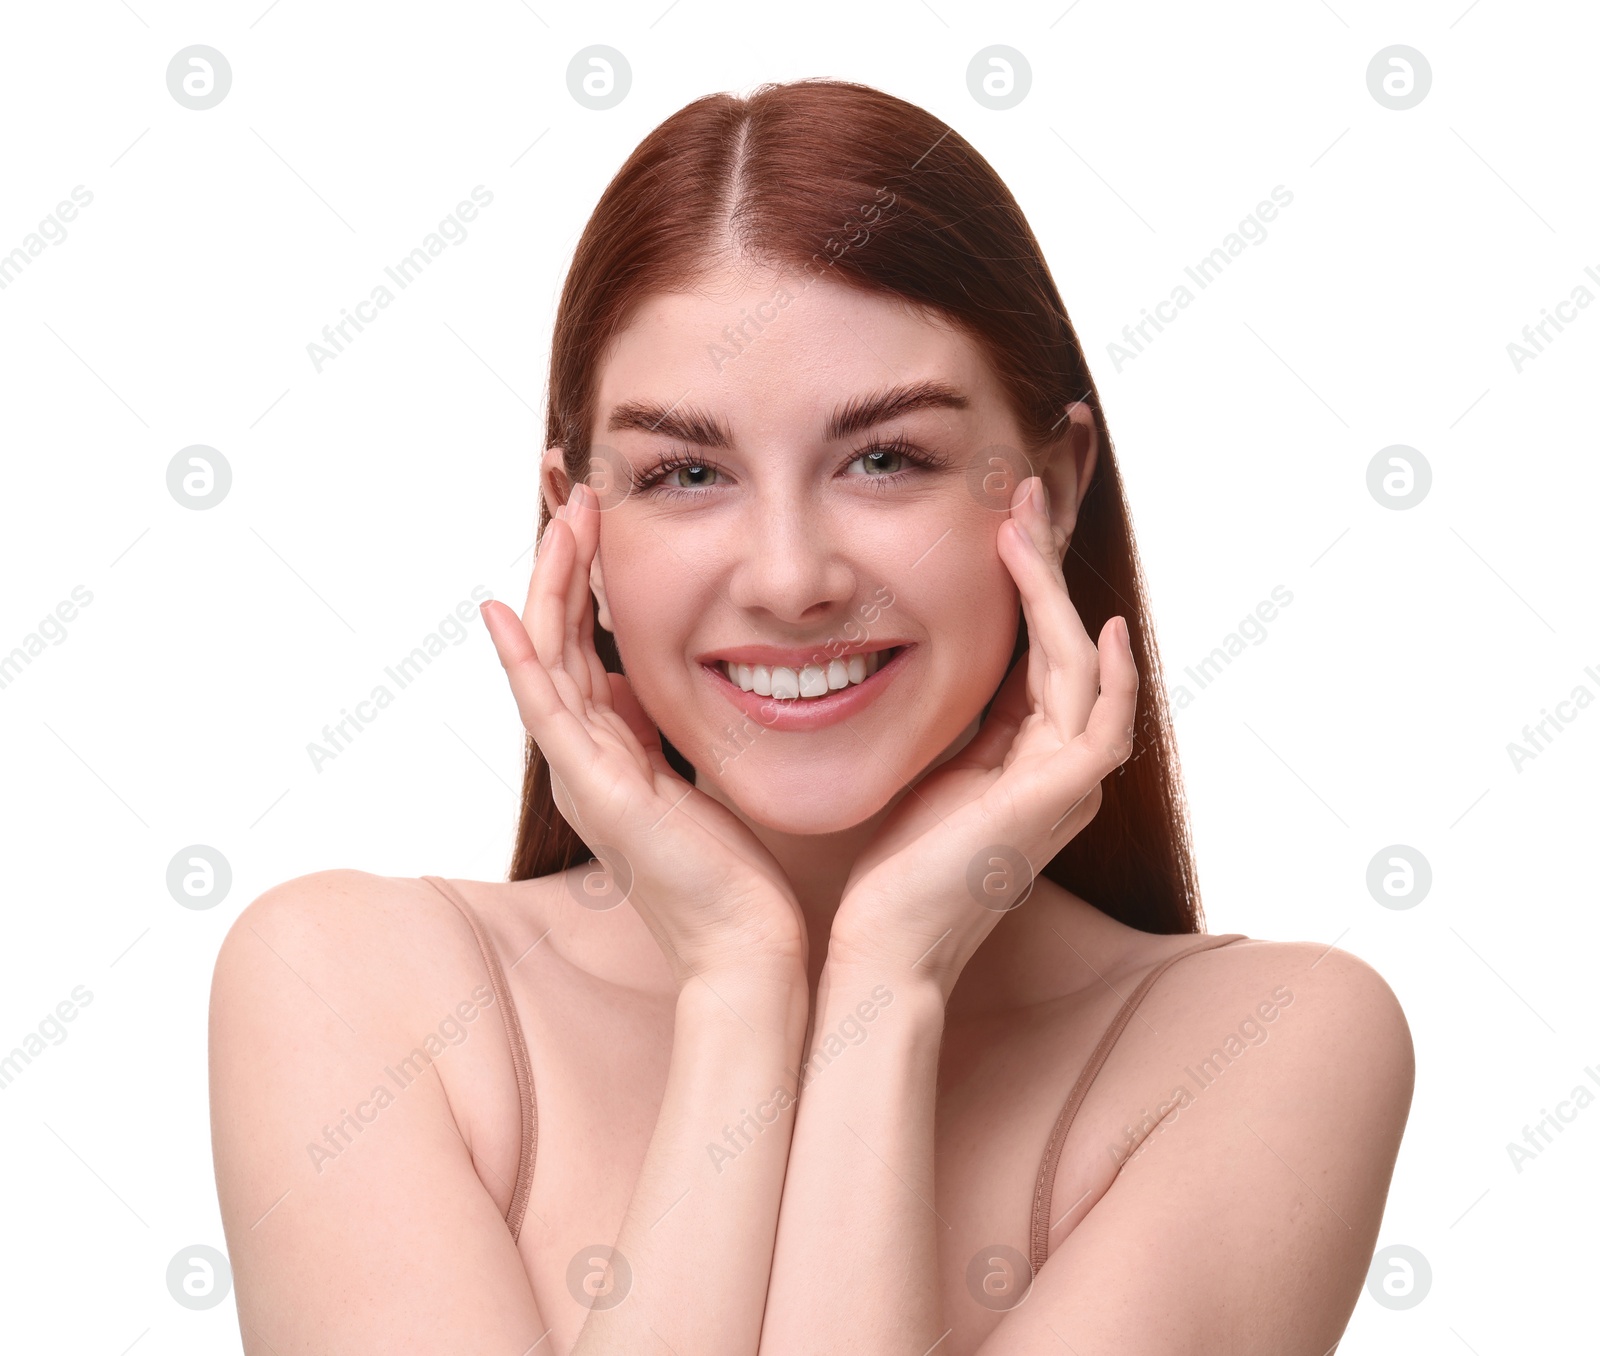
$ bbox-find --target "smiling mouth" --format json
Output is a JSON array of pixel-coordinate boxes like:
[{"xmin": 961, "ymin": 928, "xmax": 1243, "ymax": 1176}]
[{"xmin": 716, "ymin": 646, "xmax": 905, "ymax": 701}]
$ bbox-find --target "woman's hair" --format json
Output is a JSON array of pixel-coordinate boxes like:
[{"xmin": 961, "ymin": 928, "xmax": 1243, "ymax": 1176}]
[{"xmin": 507, "ymin": 78, "xmax": 1204, "ymax": 935}]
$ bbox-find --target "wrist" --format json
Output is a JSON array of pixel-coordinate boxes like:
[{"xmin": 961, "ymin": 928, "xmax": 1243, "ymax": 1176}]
[
  {"xmin": 797, "ymin": 958, "xmax": 945, "ymax": 1096},
  {"xmin": 822, "ymin": 928, "xmax": 958, "ymax": 1007},
  {"xmin": 656, "ymin": 924, "xmax": 808, "ymax": 999},
  {"xmin": 679, "ymin": 957, "xmax": 811, "ymax": 1042},
  {"xmin": 816, "ymin": 952, "xmax": 947, "ymax": 1022}
]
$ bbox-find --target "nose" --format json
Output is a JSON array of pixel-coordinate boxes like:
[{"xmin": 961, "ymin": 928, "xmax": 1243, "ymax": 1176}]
[{"xmin": 722, "ymin": 487, "xmax": 859, "ymax": 626}]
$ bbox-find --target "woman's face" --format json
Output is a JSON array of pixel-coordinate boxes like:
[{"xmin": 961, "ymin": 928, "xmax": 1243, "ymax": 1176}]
[{"xmin": 548, "ymin": 263, "xmax": 1077, "ymax": 835}]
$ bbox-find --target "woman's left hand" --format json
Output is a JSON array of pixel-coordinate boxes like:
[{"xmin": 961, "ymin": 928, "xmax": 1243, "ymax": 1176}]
[{"xmin": 828, "ymin": 474, "xmax": 1139, "ymax": 1000}]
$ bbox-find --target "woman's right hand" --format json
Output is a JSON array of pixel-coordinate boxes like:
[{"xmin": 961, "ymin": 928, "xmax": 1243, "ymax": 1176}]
[{"xmin": 480, "ymin": 480, "xmax": 806, "ymax": 991}]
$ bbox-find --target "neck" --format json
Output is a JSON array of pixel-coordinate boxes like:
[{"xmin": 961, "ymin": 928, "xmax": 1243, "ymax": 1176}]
[
  {"xmin": 691, "ymin": 782, "xmax": 898, "ymax": 994},
  {"xmin": 690, "ymin": 718, "xmax": 983, "ymax": 997}
]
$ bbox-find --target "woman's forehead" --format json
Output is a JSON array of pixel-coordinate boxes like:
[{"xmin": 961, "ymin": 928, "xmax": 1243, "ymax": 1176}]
[{"xmin": 593, "ymin": 283, "xmax": 1002, "ymax": 440}]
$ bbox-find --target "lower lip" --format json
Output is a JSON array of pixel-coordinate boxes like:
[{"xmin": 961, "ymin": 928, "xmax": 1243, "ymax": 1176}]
[{"xmin": 701, "ymin": 646, "xmax": 912, "ymax": 731}]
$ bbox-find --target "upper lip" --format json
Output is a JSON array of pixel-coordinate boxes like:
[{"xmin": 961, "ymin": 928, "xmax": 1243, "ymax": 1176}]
[{"xmin": 697, "ymin": 641, "xmax": 911, "ymax": 669}]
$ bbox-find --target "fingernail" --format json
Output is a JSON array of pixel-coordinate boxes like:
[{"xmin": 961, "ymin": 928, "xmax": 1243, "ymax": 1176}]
[{"xmin": 1030, "ymin": 478, "xmax": 1047, "ymax": 515}]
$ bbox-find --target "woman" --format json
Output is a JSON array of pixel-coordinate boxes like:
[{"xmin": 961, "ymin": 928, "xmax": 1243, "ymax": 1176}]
[{"xmin": 210, "ymin": 79, "xmax": 1414, "ymax": 1353}]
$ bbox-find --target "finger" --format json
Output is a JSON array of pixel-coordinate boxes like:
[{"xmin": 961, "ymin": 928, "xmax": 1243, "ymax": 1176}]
[
  {"xmin": 1002, "ymin": 617, "xmax": 1136, "ymax": 808},
  {"xmin": 529, "ymin": 508, "xmax": 598, "ymax": 705},
  {"xmin": 528, "ymin": 510, "xmax": 572, "ymax": 673},
  {"xmin": 984, "ymin": 734, "xmax": 1109, "ymax": 849},
  {"xmin": 480, "ymin": 595, "xmax": 605, "ymax": 783},
  {"xmin": 1076, "ymin": 615, "xmax": 1139, "ymax": 770},
  {"xmin": 565, "ymin": 484, "xmax": 615, "ymax": 712},
  {"xmin": 998, "ymin": 478, "xmax": 1099, "ymax": 734},
  {"xmin": 555, "ymin": 486, "xmax": 601, "ymax": 701},
  {"xmin": 976, "ymin": 618, "xmax": 1135, "ymax": 843}
]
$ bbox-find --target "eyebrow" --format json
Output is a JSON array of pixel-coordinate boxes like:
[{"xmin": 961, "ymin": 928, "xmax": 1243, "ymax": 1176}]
[{"xmin": 605, "ymin": 379, "xmax": 970, "ymax": 449}]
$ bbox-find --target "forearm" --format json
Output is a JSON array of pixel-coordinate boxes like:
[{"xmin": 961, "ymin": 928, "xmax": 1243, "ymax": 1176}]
[
  {"xmin": 574, "ymin": 961, "xmax": 810, "ymax": 1355},
  {"xmin": 760, "ymin": 959, "xmax": 948, "ymax": 1353}
]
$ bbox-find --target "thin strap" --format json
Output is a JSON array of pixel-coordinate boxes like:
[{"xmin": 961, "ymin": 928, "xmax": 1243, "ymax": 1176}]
[
  {"xmin": 1028, "ymin": 933, "xmax": 1249, "ymax": 1274},
  {"xmin": 421, "ymin": 875, "xmax": 536, "ymax": 1243}
]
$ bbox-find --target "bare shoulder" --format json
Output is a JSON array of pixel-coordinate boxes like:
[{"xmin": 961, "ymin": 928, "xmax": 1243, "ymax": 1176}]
[
  {"xmin": 210, "ymin": 867, "xmax": 549, "ymax": 1193},
  {"xmin": 215, "ymin": 868, "xmax": 483, "ymax": 988},
  {"xmin": 207, "ymin": 867, "xmax": 521, "ymax": 1209},
  {"xmin": 1036, "ymin": 928, "xmax": 1416, "ymax": 1172},
  {"xmin": 1113, "ymin": 933, "xmax": 1416, "ymax": 1136},
  {"xmin": 990, "ymin": 934, "xmax": 1416, "ymax": 1352},
  {"xmin": 208, "ymin": 868, "xmax": 546, "ymax": 1349},
  {"xmin": 212, "ymin": 867, "xmax": 564, "ymax": 1020},
  {"xmin": 1158, "ymin": 934, "xmax": 1413, "ymax": 1079}
]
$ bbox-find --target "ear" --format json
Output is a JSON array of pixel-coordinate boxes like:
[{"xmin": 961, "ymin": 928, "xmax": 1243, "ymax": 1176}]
[
  {"xmin": 539, "ymin": 443, "xmax": 573, "ymax": 522},
  {"xmin": 589, "ymin": 550, "xmax": 615, "ymax": 634},
  {"xmin": 539, "ymin": 444, "xmax": 615, "ymax": 632},
  {"xmin": 1035, "ymin": 401, "xmax": 1099, "ymax": 564}
]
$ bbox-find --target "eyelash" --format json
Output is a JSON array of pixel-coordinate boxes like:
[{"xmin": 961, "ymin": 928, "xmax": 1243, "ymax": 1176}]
[{"xmin": 628, "ymin": 431, "xmax": 954, "ymax": 499}]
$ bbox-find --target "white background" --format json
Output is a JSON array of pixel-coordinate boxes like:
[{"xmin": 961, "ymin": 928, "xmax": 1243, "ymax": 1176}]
[{"xmin": 1, "ymin": 0, "xmax": 1594, "ymax": 1350}]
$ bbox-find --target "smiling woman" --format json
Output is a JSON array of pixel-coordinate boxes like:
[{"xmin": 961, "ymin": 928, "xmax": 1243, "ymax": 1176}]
[{"xmin": 209, "ymin": 77, "xmax": 1413, "ymax": 1356}]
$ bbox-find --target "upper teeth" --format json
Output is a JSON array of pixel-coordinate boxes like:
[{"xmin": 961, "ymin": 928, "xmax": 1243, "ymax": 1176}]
[{"xmin": 723, "ymin": 649, "xmax": 893, "ymax": 699}]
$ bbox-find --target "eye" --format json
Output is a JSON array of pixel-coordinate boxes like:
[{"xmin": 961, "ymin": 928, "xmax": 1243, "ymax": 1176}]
[
  {"xmin": 629, "ymin": 431, "xmax": 953, "ymax": 500},
  {"xmin": 848, "ymin": 431, "xmax": 918, "ymax": 478},
  {"xmin": 629, "ymin": 452, "xmax": 727, "ymax": 497},
  {"xmin": 844, "ymin": 431, "xmax": 953, "ymax": 495}
]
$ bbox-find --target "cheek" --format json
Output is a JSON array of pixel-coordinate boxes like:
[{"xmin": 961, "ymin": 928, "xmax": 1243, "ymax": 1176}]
[
  {"xmin": 902, "ymin": 529, "xmax": 1020, "ymax": 694},
  {"xmin": 946, "ymin": 516, "xmax": 1018, "ymax": 625},
  {"xmin": 595, "ymin": 545, "xmax": 687, "ymax": 678}
]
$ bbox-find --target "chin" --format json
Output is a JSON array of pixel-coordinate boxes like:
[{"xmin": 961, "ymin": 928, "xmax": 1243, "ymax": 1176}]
[
  {"xmin": 699, "ymin": 756, "xmax": 907, "ymax": 836},
  {"xmin": 734, "ymin": 791, "xmax": 888, "ymax": 837}
]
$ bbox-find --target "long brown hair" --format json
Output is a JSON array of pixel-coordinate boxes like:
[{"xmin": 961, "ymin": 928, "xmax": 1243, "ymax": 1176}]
[{"xmin": 508, "ymin": 78, "xmax": 1204, "ymax": 936}]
